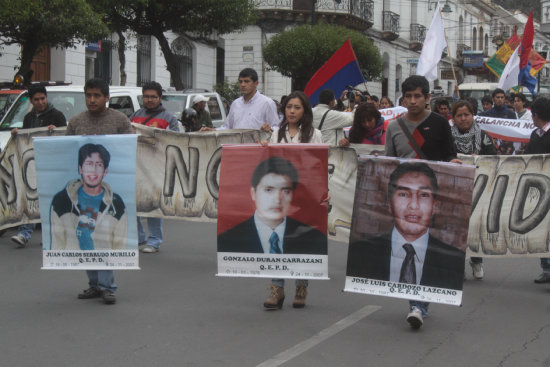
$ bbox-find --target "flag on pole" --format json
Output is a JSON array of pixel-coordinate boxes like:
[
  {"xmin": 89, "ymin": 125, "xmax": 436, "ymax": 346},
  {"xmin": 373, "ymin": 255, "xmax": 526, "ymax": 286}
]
[
  {"xmin": 518, "ymin": 11, "xmax": 538, "ymax": 94},
  {"xmin": 304, "ymin": 38, "xmax": 365, "ymax": 106},
  {"xmin": 416, "ymin": 2, "xmax": 447, "ymax": 81},
  {"xmin": 497, "ymin": 46, "xmax": 520, "ymax": 91},
  {"xmin": 486, "ymin": 31, "xmax": 521, "ymax": 77}
]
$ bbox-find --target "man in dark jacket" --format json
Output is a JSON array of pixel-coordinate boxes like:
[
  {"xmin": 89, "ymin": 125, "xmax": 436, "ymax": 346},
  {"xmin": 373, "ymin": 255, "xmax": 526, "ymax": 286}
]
[
  {"xmin": 10, "ymin": 86, "xmax": 66, "ymax": 248},
  {"xmin": 478, "ymin": 88, "xmax": 516, "ymax": 119}
]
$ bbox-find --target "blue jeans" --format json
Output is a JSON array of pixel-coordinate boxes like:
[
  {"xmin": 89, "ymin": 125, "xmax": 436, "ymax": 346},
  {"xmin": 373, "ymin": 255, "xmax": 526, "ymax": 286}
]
[
  {"xmin": 86, "ymin": 270, "xmax": 116, "ymax": 292},
  {"xmin": 540, "ymin": 258, "xmax": 550, "ymax": 273},
  {"xmin": 272, "ymin": 279, "xmax": 309, "ymax": 288},
  {"xmin": 18, "ymin": 223, "xmax": 36, "ymax": 241},
  {"xmin": 137, "ymin": 217, "xmax": 163, "ymax": 248},
  {"xmin": 409, "ymin": 301, "xmax": 429, "ymax": 318}
]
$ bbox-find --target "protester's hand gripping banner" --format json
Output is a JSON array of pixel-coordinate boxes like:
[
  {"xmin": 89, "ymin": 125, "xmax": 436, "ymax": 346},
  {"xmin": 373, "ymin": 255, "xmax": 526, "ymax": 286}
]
[
  {"xmin": 34, "ymin": 135, "xmax": 139, "ymax": 270},
  {"xmin": 217, "ymin": 144, "xmax": 329, "ymax": 279},
  {"xmin": 344, "ymin": 157, "xmax": 475, "ymax": 305}
]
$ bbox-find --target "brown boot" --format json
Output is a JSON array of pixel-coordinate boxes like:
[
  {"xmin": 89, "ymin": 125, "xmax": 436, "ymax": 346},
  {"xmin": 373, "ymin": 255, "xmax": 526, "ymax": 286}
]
[
  {"xmin": 264, "ymin": 285, "xmax": 285, "ymax": 309},
  {"xmin": 293, "ymin": 285, "xmax": 307, "ymax": 308}
]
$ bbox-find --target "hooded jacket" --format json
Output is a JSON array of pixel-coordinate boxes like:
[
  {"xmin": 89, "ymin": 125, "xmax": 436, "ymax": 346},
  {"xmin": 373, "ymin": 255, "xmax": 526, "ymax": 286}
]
[
  {"xmin": 50, "ymin": 179, "xmax": 127, "ymax": 250},
  {"xmin": 23, "ymin": 103, "xmax": 66, "ymax": 129}
]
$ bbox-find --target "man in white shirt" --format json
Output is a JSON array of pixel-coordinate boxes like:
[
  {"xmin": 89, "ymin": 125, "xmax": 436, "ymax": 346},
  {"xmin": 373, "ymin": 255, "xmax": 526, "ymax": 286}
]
[
  {"xmin": 513, "ymin": 93, "xmax": 532, "ymax": 121},
  {"xmin": 312, "ymin": 89, "xmax": 352, "ymax": 145},
  {"xmin": 201, "ymin": 68, "xmax": 280, "ymax": 131}
]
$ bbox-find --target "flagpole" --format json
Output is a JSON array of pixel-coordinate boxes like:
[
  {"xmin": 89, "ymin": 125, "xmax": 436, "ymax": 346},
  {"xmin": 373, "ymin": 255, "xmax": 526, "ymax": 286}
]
[{"xmin": 439, "ymin": 5, "xmax": 460, "ymax": 99}]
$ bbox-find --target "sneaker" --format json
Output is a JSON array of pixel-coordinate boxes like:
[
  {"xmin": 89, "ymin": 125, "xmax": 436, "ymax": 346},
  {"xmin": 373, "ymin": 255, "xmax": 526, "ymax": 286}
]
[
  {"xmin": 102, "ymin": 290, "xmax": 116, "ymax": 304},
  {"xmin": 292, "ymin": 285, "xmax": 307, "ymax": 308},
  {"xmin": 406, "ymin": 306, "xmax": 423, "ymax": 329},
  {"xmin": 141, "ymin": 245, "xmax": 159, "ymax": 253},
  {"xmin": 11, "ymin": 234, "xmax": 28, "ymax": 248},
  {"xmin": 78, "ymin": 287, "xmax": 102, "ymax": 299},
  {"xmin": 470, "ymin": 261, "xmax": 484, "ymax": 280},
  {"xmin": 138, "ymin": 241, "xmax": 147, "ymax": 249},
  {"xmin": 534, "ymin": 273, "xmax": 550, "ymax": 284},
  {"xmin": 264, "ymin": 285, "xmax": 285, "ymax": 310}
]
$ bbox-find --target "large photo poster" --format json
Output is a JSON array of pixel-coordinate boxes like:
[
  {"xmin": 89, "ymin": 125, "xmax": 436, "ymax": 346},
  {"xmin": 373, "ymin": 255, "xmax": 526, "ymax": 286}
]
[
  {"xmin": 345, "ymin": 157, "xmax": 475, "ymax": 305},
  {"xmin": 34, "ymin": 135, "xmax": 138, "ymax": 269},
  {"xmin": 217, "ymin": 144, "xmax": 329, "ymax": 279}
]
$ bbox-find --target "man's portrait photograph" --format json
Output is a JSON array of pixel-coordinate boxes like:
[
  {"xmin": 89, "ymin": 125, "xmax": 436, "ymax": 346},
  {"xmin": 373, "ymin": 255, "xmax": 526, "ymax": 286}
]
[
  {"xmin": 217, "ymin": 145, "xmax": 328, "ymax": 256},
  {"xmin": 345, "ymin": 158, "xmax": 474, "ymax": 304},
  {"xmin": 34, "ymin": 135, "xmax": 138, "ymax": 269}
]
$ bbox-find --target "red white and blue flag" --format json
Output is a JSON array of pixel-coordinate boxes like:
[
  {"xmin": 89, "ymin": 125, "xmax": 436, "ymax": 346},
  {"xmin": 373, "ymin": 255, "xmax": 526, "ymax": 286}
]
[
  {"xmin": 304, "ymin": 38, "xmax": 365, "ymax": 106},
  {"xmin": 518, "ymin": 11, "xmax": 538, "ymax": 94}
]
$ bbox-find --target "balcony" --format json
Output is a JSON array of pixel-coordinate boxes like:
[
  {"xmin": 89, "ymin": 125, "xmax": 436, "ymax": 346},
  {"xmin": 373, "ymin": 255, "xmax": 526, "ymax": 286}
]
[
  {"xmin": 456, "ymin": 43, "xmax": 471, "ymax": 60},
  {"xmin": 409, "ymin": 23, "xmax": 426, "ymax": 51},
  {"xmin": 255, "ymin": 0, "xmax": 374, "ymax": 31},
  {"xmin": 382, "ymin": 11, "xmax": 400, "ymax": 41}
]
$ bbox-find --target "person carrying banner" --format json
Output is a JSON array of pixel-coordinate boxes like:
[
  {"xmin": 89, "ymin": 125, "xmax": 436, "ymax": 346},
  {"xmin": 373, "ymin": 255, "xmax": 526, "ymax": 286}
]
[
  {"xmin": 190, "ymin": 94, "xmax": 213, "ymax": 130},
  {"xmin": 201, "ymin": 68, "xmax": 279, "ymax": 131},
  {"xmin": 451, "ymin": 100, "xmax": 497, "ymax": 279},
  {"xmin": 312, "ymin": 89, "xmax": 352, "ymax": 145},
  {"xmin": 382, "ymin": 75, "xmax": 461, "ymax": 329},
  {"xmin": 523, "ymin": 97, "xmax": 550, "ymax": 284},
  {"xmin": 379, "ymin": 96, "xmax": 394, "ymax": 109},
  {"xmin": 254, "ymin": 91, "xmax": 325, "ymax": 309},
  {"xmin": 66, "ymin": 78, "xmax": 133, "ymax": 305},
  {"xmin": 130, "ymin": 81, "xmax": 179, "ymax": 254},
  {"xmin": 478, "ymin": 89, "xmax": 516, "ymax": 119},
  {"xmin": 513, "ymin": 93, "xmax": 532, "ymax": 121},
  {"xmin": 10, "ymin": 85, "xmax": 66, "ymax": 248}
]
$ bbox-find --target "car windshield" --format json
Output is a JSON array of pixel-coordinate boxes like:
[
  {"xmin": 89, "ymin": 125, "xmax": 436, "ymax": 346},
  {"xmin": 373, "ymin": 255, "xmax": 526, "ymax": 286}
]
[
  {"xmin": 0, "ymin": 91, "xmax": 87, "ymax": 129},
  {"xmin": 162, "ymin": 95, "xmax": 187, "ymax": 120},
  {"xmin": 0, "ymin": 93, "xmax": 16, "ymax": 111}
]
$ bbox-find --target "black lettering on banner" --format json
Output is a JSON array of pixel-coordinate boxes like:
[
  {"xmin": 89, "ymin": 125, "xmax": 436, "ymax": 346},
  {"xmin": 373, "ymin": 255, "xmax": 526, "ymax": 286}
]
[
  {"xmin": 21, "ymin": 148, "xmax": 38, "ymax": 200},
  {"xmin": 163, "ymin": 145, "xmax": 199, "ymax": 198},
  {"xmin": 487, "ymin": 175, "xmax": 508, "ymax": 233},
  {"xmin": 0, "ymin": 154, "xmax": 17, "ymax": 210},
  {"xmin": 471, "ymin": 174, "xmax": 488, "ymax": 213},
  {"xmin": 510, "ymin": 174, "xmax": 550, "ymax": 234},
  {"xmin": 205, "ymin": 147, "xmax": 222, "ymax": 200}
]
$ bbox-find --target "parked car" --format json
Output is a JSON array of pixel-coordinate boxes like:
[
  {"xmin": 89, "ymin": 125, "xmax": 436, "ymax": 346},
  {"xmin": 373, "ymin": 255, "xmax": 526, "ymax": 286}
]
[
  {"xmin": 162, "ymin": 91, "xmax": 228, "ymax": 128},
  {"xmin": 0, "ymin": 88, "xmax": 24, "ymax": 121},
  {"xmin": 0, "ymin": 85, "xmax": 143, "ymax": 149}
]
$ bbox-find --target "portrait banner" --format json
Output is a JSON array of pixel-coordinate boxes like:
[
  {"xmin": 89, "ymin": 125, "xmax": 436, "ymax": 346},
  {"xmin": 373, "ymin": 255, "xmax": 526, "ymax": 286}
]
[
  {"xmin": 344, "ymin": 157, "xmax": 475, "ymax": 306},
  {"xmin": 34, "ymin": 135, "xmax": 138, "ymax": 270},
  {"xmin": 217, "ymin": 144, "xmax": 329, "ymax": 279}
]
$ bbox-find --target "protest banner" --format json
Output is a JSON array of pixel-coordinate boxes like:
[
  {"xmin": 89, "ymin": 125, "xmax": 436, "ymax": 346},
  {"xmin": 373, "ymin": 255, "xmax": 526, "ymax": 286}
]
[
  {"xmin": 216, "ymin": 144, "xmax": 329, "ymax": 279},
  {"xmin": 474, "ymin": 115, "xmax": 534, "ymax": 143},
  {"xmin": 4, "ymin": 127, "xmax": 550, "ymax": 260},
  {"xmin": 344, "ymin": 157, "xmax": 475, "ymax": 305},
  {"xmin": 34, "ymin": 135, "xmax": 138, "ymax": 269}
]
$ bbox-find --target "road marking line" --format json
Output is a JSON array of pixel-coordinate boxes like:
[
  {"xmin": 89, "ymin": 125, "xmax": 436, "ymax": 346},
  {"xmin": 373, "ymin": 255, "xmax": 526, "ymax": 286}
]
[{"xmin": 256, "ymin": 305, "xmax": 381, "ymax": 367}]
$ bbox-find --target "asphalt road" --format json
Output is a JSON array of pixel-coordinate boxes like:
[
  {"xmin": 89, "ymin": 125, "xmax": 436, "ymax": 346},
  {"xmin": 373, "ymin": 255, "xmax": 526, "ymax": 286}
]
[{"xmin": 1, "ymin": 219, "xmax": 549, "ymax": 367}]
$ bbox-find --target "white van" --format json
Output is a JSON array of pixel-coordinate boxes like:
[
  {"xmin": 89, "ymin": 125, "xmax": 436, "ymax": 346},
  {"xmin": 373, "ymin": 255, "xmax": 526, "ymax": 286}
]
[{"xmin": 458, "ymin": 82, "xmax": 498, "ymax": 105}]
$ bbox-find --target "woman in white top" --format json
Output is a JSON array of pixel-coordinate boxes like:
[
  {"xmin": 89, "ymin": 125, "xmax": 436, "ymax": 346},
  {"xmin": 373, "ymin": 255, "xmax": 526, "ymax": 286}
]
[
  {"xmin": 269, "ymin": 91, "xmax": 323, "ymax": 144},
  {"xmin": 262, "ymin": 90, "xmax": 323, "ymax": 310}
]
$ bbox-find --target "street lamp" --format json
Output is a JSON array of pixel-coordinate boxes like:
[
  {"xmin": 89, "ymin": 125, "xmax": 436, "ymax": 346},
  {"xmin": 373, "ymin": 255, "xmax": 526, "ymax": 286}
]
[{"xmin": 428, "ymin": 0, "xmax": 453, "ymax": 13}]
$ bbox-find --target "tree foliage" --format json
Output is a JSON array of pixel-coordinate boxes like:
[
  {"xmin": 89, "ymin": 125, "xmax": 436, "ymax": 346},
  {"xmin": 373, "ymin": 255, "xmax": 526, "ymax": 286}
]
[
  {"xmin": 0, "ymin": 0, "xmax": 108, "ymax": 82},
  {"xmin": 263, "ymin": 23, "xmax": 383, "ymax": 90},
  {"xmin": 99, "ymin": 0, "xmax": 257, "ymax": 90},
  {"xmin": 214, "ymin": 78, "xmax": 241, "ymax": 103}
]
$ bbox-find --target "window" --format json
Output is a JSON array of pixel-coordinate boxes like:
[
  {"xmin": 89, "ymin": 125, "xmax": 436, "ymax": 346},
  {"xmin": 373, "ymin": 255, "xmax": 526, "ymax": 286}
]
[
  {"xmin": 170, "ymin": 37, "xmax": 193, "ymax": 89},
  {"xmin": 137, "ymin": 35, "xmax": 152, "ymax": 87}
]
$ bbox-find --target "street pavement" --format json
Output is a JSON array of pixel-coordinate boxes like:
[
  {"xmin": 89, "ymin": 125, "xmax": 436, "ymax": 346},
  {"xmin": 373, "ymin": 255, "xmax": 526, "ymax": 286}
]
[{"xmin": 1, "ymin": 219, "xmax": 550, "ymax": 367}]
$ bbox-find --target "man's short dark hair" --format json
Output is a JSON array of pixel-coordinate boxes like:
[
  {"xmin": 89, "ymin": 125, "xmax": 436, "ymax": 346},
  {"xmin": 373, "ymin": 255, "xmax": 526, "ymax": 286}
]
[
  {"xmin": 435, "ymin": 99, "xmax": 450, "ymax": 108},
  {"xmin": 492, "ymin": 88, "xmax": 505, "ymax": 98},
  {"xmin": 531, "ymin": 97, "xmax": 550, "ymax": 122},
  {"xmin": 142, "ymin": 81, "xmax": 163, "ymax": 97},
  {"xmin": 388, "ymin": 162, "xmax": 438, "ymax": 199},
  {"xmin": 28, "ymin": 86, "xmax": 47, "ymax": 99},
  {"xmin": 481, "ymin": 96, "xmax": 492, "ymax": 105},
  {"xmin": 251, "ymin": 156, "xmax": 298, "ymax": 190},
  {"xmin": 514, "ymin": 92, "xmax": 527, "ymax": 103},
  {"xmin": 370, "ymin": 95, "xmax": 379, "ymax": 103},
  {"xmin": 84, "ymin": 78, "xmax": 109, "ymax": 97},
  {"xmin": 319, "ymin": 89, "xmax": 335, "ymax": 105},
  {"xmin": 78, "ymin": 143, "xmax": 111, "ymax": 169},
  {"xmin": 402, "ymin": 75, "xmax": 430, "ymax": 96},
  {"xmin": 239, "ymin": 68, "xmax": 258, "ymax": 82}
]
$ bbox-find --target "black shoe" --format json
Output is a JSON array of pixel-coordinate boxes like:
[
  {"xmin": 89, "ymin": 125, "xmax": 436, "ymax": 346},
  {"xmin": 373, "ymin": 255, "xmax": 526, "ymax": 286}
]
[
  {"xmin": 78, "ymin": 287, "xmax": 102, "ymax": 299},
  {"xmin": 534, "ymin": 273, "xmax": 550, "ymax": 284},
  {"xmin": 102, "ymin": 290, "xmax": 116, "ymax": 304}
]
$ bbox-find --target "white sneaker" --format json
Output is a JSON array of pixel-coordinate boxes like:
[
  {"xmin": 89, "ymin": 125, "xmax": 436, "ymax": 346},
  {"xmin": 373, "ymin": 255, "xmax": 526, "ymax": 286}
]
[
  {"xmin": 11, "ymin": 234, "xmax": 27, "ymax": 248},
  {"xmin": 470, "ymin": 261, "xmax": 484, "ymax": 279},
  {"xmin": 406, "ymin": 306, "xmax": 423, "ymax": 329}
]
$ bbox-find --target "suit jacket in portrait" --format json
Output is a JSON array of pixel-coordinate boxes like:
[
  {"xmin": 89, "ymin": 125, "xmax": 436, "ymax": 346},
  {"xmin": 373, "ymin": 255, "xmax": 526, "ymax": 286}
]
[
  {"xmin": 217, "ymin": 216, "xmax": 327, "ymax": 255},
  {"xmin": 346, "ymin": 232, "xmax": 465, "ymax": 290}
]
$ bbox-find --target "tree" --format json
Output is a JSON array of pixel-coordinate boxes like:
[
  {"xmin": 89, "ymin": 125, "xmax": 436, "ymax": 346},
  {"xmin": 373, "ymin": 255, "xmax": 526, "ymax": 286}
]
[
  {"xmin": 100, "ymin": 0, "xmax": 257, "ymax": 90},
  {"xmin": 263, "ymin": 23, "xmax": 383, "ymax": 91},
  {"xmin": 0, "ymin": 0, "xmax": 108, "ymax": 82},
  {"xmin": 214, "ymin": 78, "xmax": 241, "ymax": 103}
]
